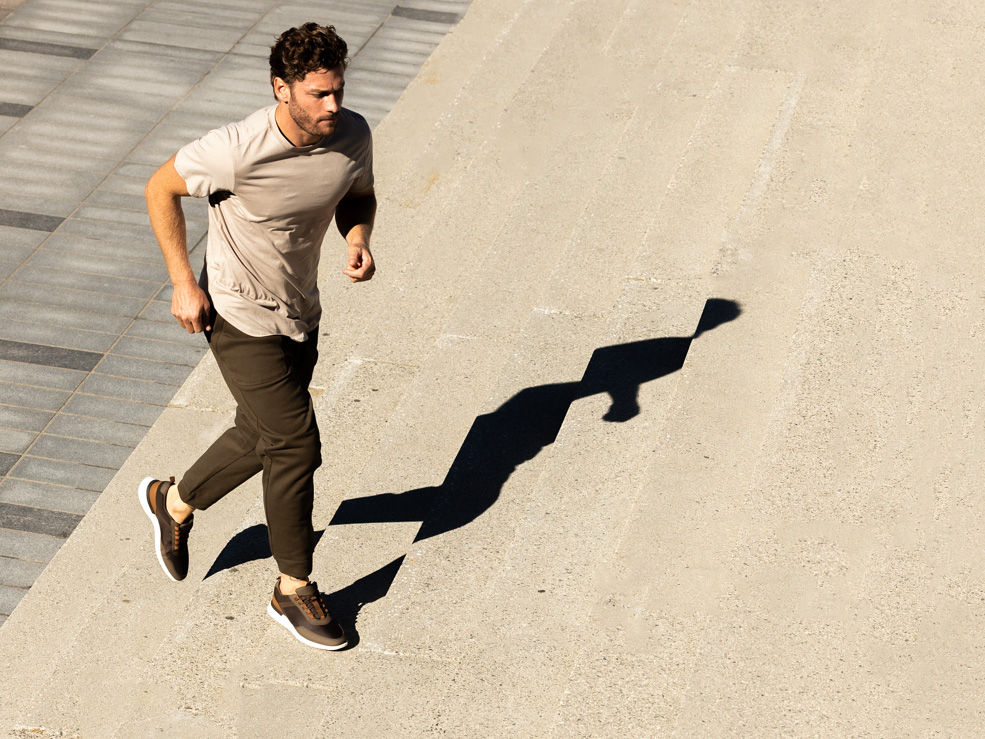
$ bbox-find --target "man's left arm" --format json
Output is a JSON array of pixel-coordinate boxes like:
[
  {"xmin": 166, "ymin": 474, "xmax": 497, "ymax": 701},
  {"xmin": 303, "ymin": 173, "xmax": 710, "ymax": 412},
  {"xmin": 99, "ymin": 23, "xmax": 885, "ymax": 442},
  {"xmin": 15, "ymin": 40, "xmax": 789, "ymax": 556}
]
[{"xmin": 336, "ymin": 187, "xmax": 377, "ymax": 283}]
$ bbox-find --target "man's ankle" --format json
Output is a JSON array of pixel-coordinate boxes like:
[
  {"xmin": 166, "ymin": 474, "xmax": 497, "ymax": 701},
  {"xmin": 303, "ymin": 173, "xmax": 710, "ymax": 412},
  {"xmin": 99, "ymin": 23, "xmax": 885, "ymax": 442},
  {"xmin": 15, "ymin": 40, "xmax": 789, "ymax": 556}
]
[
  {"xmin": 279, "ymin": 574, "xmax": 309, "ymax": 595},
  {"xmin": 166, "ymin": 484, "xmax": 193, "ymax": 523}
]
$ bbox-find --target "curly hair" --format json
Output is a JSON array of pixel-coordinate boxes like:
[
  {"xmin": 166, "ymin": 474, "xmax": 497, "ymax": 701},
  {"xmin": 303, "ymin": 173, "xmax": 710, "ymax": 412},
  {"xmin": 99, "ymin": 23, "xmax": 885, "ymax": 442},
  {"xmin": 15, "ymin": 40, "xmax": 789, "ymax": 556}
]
[{"xmin": 269, "ymin": 23, "xmax": 349, "ymax": 88}]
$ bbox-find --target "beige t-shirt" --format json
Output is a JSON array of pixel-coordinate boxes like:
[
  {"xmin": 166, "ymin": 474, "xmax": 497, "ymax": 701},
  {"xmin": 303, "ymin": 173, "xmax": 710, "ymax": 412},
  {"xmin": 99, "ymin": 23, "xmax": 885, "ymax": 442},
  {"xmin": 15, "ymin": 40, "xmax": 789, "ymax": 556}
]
[{"xmin": 175, "ymin": 105, "xmax": 374, "ymax": 341}]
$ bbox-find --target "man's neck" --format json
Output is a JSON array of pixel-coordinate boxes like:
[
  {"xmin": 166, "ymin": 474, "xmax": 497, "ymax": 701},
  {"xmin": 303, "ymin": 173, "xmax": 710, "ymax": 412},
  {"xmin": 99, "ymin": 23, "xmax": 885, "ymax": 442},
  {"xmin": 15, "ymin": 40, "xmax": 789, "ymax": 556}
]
[{"xmin": 274, "ymin": 104, "xmax": 320, "ymax": 147}]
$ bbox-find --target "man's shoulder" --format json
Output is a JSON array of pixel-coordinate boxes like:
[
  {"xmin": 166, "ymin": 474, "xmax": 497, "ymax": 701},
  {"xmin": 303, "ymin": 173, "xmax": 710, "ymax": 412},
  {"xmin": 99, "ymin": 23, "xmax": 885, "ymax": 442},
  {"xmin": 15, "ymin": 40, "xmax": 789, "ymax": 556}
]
[
  {"xmin": 339, "ymin": 107, "xmax": 371, "ymax": 139},
  {"xmin": 213, "ymin": 106, "xmax": 277, "ymax": 149}
]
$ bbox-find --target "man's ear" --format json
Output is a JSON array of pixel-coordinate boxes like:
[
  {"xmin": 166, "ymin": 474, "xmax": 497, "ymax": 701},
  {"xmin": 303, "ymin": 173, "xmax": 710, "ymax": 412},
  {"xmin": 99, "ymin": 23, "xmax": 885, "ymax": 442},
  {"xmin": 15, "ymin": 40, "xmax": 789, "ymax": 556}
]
[{"xmin": 273, "ymin": 77, "xmax": 291, "ymax": 104}]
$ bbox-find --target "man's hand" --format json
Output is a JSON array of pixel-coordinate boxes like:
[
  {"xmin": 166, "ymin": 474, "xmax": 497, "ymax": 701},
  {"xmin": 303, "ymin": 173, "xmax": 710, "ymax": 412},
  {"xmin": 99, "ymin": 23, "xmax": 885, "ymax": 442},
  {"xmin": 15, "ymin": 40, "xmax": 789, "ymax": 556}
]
[
  {"xmin": 343, "ymin": 243, "xmax": 375, "ymax": 282},
  {"xmin": 171, "ymin": 279, "xmax": 212, "ymax": 333}
]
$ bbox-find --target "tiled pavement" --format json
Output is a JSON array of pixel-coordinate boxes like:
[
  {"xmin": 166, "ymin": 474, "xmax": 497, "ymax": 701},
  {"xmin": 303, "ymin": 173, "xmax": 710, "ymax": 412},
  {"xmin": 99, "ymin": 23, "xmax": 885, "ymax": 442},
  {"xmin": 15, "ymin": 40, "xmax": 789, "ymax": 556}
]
[{"xmin": 0, "ymin": 0, "xmax": 471, "ymax": 626}]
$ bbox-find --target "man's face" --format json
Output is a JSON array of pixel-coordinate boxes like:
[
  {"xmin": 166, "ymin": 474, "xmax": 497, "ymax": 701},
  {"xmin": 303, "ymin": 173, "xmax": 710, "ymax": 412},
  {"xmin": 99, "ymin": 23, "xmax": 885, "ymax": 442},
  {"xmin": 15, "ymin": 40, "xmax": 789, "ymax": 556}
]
[{"xmin": 279, "ymin": 65, "xmax": 345, "ymax": 140}]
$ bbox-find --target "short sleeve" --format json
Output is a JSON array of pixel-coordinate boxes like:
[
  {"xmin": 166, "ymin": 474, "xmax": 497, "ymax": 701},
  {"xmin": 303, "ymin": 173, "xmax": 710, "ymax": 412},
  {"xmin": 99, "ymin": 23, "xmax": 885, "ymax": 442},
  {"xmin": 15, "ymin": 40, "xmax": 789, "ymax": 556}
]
[
  {"xmin": 174, "ymin": 125, "xmax": 237, "ymax": 198},
  {"xmin": 350, "ymin": 133, "xmax": 374, "ymax": 194}
]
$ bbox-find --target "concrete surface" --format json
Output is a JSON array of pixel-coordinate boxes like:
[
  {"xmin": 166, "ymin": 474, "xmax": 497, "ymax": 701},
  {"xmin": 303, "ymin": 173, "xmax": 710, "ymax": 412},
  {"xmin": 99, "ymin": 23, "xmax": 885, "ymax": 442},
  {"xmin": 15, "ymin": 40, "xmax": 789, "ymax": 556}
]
[{"xmin": 2, "ymin": 0, "xmax": 985, "ymax": 736}]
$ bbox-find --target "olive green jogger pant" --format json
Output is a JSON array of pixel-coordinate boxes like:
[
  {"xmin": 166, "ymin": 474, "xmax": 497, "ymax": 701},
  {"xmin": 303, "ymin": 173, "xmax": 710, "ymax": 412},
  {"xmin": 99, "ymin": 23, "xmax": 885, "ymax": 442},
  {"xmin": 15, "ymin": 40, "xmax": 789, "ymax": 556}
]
[{"xmin": 178, "ymin": 313, "xmax": 321, "ymax": 579}]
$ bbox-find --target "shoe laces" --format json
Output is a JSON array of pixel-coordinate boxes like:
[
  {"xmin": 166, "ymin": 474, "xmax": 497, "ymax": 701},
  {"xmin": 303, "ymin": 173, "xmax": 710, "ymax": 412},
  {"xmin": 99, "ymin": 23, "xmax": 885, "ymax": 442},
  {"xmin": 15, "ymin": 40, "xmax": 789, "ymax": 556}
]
[{"xmin": 295, "ymin": 590, "xmax": 328, "ymax": 621}]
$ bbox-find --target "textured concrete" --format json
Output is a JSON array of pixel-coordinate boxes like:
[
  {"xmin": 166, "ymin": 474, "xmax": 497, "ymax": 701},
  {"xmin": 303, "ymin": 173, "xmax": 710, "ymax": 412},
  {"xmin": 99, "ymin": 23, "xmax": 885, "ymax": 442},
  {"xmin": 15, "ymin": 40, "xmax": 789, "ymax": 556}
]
[{"xmin": 3, "ymin": 0, "xmax": 985, "ymax": 736}]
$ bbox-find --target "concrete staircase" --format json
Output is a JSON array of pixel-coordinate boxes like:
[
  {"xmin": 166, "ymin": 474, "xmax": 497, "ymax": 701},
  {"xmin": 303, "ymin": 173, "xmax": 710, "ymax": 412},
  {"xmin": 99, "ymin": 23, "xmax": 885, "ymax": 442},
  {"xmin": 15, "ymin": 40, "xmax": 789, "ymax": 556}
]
[{"xmin": 3, "ymin": 0, "xmax": 985, "ymax": 736}]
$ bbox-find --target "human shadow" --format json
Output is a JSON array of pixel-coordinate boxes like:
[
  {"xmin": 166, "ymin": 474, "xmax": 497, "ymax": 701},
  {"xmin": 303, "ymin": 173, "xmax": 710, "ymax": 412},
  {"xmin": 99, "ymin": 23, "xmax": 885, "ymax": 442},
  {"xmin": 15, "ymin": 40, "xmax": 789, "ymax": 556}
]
[
  {"xmin": 206, "ymin": 299, "xmax": 741, "ymax": 630},
  {"xmin": 204, "ymin": 526, "xmax": 326, "ymax": 579},
  {"xmin": 326, "ymin": 298, "xmax": 742, "ymax": 616}
]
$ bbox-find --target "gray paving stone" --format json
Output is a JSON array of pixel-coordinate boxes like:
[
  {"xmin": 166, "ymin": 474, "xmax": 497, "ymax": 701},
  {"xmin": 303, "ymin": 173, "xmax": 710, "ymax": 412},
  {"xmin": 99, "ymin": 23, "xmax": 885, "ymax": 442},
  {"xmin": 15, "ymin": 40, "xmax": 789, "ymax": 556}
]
[
  {"xmin": 20, "ymin": 104, "xmax": 154, "ymax": 133},
  {"xmin": 1, "ymin": 130, "xmax": 132, "ymax": 161},
  {"xmin": 9, "ymin": 455, "xmax": 115, "ymax": 491},
  {"xmin": 29, "ymin": 433, "xmax": 132, "ymax": 468},
  {"xmin": 0, "ymin": 299, "xmax": 132, "ymax": 334},
  {"xmin": 85, "ymin": 51, "xmax": 214, "ymax": 83},
  {"xmin": 0, "ymin": 583, "xmax": 27, "ymax": 616},
  {"xmin": 0, "ymin": 405, "xmax": 53, "ymax": 433},
  {"xmin": 67, "ymin": 70, "xmax": 200, "ymax": 101},
  {"xmin": 0, "ymin": 25, "xmax": 107, "ymax": 51},
  {"xmin": 0, "ymin": 261, "xmax": 16, "ymax": 282},
  {"xmin": 113, "ymin": 162, "xmax": 157, "ymax": 180},
  {"xmin": 102, "ymin": 38, "xmax": 223, "ymax": 63},
  {"xmin": 8, "ymin": 118, "xmax": 145, "ymax": 148},
  {"xmin": 0, "ymin": 101, "xmax": 32, "ymax": 117},
  {"xmin": 0, "ymin": 451, "xmax": 16, "ymax": 475},
  {"xmin": 0, "ymin": 427, "xmax": 35, "ymax": 453},
  {"xmin": 349, "ymin": 45, "xmax": 429, "ymax": 65},
  {"xmin": 108, "ymin": 335, "xmax": 206, "ymax": 367},
  {"xmin": 0, "ymin": 36, "xmax": 96, "ymax": 59},
  {"xmin": 0, "ymin": 339, "xmax": 100, "ymax": 372},
  {"xmin": 0, "ymin": 478, "xmax": 99, "ymax": 516},
  {"xmin": 352, "ymin": 55, "xmax": 421, "ymax": 77},
  {"xmin": 43, "ymin": 413, "xmax": 143, "ymax": 447},
  {"xmin": 0, "ymin": 173, "xmax": 93, "ymax": 201},
  {"xmin": 125, "ymin": 318, "xmax": 203, "ymax": 346},
  {"xmin": 0, "ymin": 209, "xmax": 63, "ymax": 233},
  {"xmin": 138, "ymin": 8, "xmax": 262, "ymax": 30},
  {"xmin": 28, "ymin": 247, "xmax": 166, "ymax": 278},
  {"xmin": 0, "ymin": 87, "xmax": 40, "ymax": 106},
  {"xmin": 0, "ymin": 357, "xmax": 86, "ymax": 390},
  {"xmin": 52, "ymin": 218, "xmax": 164, "ymax": 248},
  {"xmin": 391, "ymin": 5, "xmax": 459, "ymax": 25},
  {"xmin": 0, "ymin": 145, "xmax": 121, "ymax": 175},
  {"xmin": 0, "ymin": 282, "xmax": 145, "ymax": 319},
  {"xmin": 0, "ymin": 193, "xmax": 78, "ymax": 218},
  {"xmin": 83, "ymin": 189, "xmax": 148, "ymax": 213},
  {"xmin": 0, "ymin": 224, "xmax": 56, "ymax": 252},
  {"xmin": 0, "ymin": 47, "xmax": 80, "ymax": 75},
  {"xmin": 0, "ymin": 554, "xmax": 45, "ymax": 588},
  {"xmin": 0, "ymin": 382, "xmax": 71, "ymax": 412},
  {"xmin": 2, "ymin": 12, "xmax": 120, "ymax": 39},
  {"xmin": 0, "ymin": 320, "xmax": 117, "ymax": 353},
  {"xmin": 136, "ymin": 300, "xmax": 174, "ymax": 324},
  {"xmin": 0, "ymin": 499, "xmax": 83, "ymax": 536},
  {"xmin": 0, "ymin": 526, "xmax": 61, "ymax": 562},
  {"xmin": 0, "ymin": 244, "xmax": 33, "ymax": 266},
  {"xmin": 96, "ymin": 353, "xmax": 190, "ymax": 386},
  {"xmin": 52, "ymin": 84, "xmax": 175, "ymax": 116},
  {"xmin": 73, "ymin": 205, "xmax": 150, "ymax": 228},
  {"xmin": 39, "ymin": 93, "xmax": 162, "ymax": 123},
  {"xmin": 0, "ymin": 117, "xmax": 15, "ymax": 135},
  {"xmin": 60, "ymin": 393, "xmax": 162, "ymax": 426},
  {"xmin": 95, "ymin": 174, "xmax": 147, "ymax": 196},
  {"xmin": 40, "ymin": 233, "xmax": 161, "ymax": 264},
  {"xmin": 10, "ymin": 265, "xmax": 160, "ymax": 299},
  {"xmin": 78, "ymin": 373, "xmax": 178, "ymax": 406},
  {"xmin": 118, "ymin": 22, "xmax": 243, "ymax": 53}
]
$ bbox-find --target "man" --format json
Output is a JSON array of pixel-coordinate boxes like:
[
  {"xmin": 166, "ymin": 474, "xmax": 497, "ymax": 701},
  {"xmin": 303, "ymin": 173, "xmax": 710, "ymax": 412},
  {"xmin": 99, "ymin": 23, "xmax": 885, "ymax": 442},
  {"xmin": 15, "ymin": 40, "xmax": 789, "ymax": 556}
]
[{"xmin": 139, "ymin": 23, "xmax": 376, "ymax": 651}]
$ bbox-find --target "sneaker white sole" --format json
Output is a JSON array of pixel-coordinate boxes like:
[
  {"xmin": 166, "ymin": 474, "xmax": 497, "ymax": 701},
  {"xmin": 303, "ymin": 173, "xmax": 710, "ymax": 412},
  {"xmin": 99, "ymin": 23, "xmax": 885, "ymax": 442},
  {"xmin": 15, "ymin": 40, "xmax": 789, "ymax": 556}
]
[
  {"xmin": 267, "ymin": 602, "xmax": 348, "ymax": 651},
  {"xmin": 138, "ymin": 476, "xmax": 180, "ymax": 583}
]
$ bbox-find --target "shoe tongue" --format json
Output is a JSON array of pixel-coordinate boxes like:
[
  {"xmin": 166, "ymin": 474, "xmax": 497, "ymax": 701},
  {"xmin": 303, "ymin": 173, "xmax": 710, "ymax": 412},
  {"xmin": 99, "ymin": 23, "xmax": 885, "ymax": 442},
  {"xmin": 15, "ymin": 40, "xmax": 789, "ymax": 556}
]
[{"xmin": 295, "ymin": 582, "xmax": 318, "ymax": 596}]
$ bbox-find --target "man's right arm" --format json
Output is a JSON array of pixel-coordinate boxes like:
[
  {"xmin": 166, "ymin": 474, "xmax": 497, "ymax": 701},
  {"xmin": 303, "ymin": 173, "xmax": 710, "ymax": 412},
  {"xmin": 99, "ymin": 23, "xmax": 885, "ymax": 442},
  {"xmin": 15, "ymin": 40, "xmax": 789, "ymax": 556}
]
[{"xmin": 146, "ymin": 154, "xmax": 212, "ymax": 334}]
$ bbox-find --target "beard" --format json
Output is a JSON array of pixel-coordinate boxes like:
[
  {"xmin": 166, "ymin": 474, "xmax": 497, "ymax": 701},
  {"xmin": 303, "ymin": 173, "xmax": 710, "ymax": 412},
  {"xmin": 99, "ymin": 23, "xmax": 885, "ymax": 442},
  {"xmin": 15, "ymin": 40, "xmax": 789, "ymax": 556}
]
[{"xmin": 287, "ymin": 98, "xmax": 338, "ymax": 139}]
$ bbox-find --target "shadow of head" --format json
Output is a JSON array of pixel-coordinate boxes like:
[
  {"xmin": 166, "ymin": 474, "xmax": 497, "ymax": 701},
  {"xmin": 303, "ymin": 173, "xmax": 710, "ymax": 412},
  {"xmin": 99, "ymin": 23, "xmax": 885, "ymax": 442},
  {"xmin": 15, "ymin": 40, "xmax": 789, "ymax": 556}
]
[{"xmin": 693, "ymin": 297, "xmax": 742, "ymax": 339}]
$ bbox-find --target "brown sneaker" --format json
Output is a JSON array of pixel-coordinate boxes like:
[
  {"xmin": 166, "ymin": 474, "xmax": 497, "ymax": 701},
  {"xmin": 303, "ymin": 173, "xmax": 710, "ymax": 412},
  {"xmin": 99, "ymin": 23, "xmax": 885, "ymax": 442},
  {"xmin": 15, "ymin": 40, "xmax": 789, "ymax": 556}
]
[
  {"xmin": 267, "ymin": 580, "xmax": 348, "ymax": 650},
  {"xmin": 138, "ymin": 476, "xmax": 193, "ymax": 582}
]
